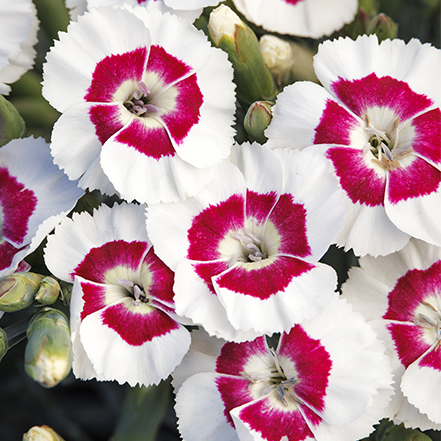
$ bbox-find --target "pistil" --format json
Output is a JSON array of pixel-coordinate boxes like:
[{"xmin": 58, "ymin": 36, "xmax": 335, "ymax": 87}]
[
  {"xmin": 117, "ymin": 278, "xmax": 150, "ymax": 306},
  {"xmin": 231, "ymin": 227, "xmax": 267, "ymax": 264},
  {"xmin": 364, "ymin": 115, "xmax": 413, "ymax": 171},
  {"xmin": 124, "ymin": 81, "xmax": 159, "ymax": 117},
  {"xmin": 241, "ymin": 347, "xmax": 300, "ymax": 407}
]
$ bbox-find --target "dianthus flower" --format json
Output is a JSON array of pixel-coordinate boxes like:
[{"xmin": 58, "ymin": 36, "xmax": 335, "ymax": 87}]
[
  {"xmin": 232, "ymin": 0, "xmax": 357, "ymax": 38},
  {"xmin": 0, "ymin": 137, "xmax": 83, "ymax": 277},
  {"xmin": 0, "ymin": 0, "xmax": 39, "ymax": 95},
  {"xmin": 147, "ymin": 143, "xmax": 346, "ymax": 341},
  {"xmin": 342, "ymin": 239, "xmax": 441, "ymax": 430},
  {"xmin": 174, "ymin": 296, "xmax": 393, "ymax": 441},
  {"xmin": 44, "ymin": 202, "xmax": 191, "ymax": 387},
  {"xmin": 42, "ymin": 5, "xmax": 235, "ymax": 203},
  {"xmin": 266, "ymin": 35, "xmax": 441, "ymax": 257}
]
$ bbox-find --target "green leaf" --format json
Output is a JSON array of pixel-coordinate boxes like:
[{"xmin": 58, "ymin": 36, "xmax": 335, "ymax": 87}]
[{"xmin": 112, "ymin": 381, "xmax": 171, "ymax": 441}]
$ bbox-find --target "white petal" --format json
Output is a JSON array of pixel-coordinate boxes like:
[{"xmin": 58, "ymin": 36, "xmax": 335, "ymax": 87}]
[
  {"xmin": 386, "ymin": 184, "xmax": 441, "ymax": 248},
  {"xmin": 229, "ymin": 142, "xmax": 283, "ymax": 196},
  {"xmin": 79, "ymin": 302, "xmax": 191, "ymax": 386},
  {"xmin": 314, "ymin": 35, "xmax": 441, "ymax": 108},
  {"xmin": 401, "ymin": 354, "xmax": 441, "ymax": 424},
  {"xmin": 44, "ymin": 202, "xmax": 149, "ymax": 282},
  {"xmin": 215, "ymin": 262, "xmax": 336, "ymax": 335},
  {"xmin": 232, "ymin": 0, "xmax": 357, "ymax": 38},
  {"xmin": 50, "ymin": 103, "xmax": 118, "ymax": 195},
  {"xmin": 172, "ymin": 328, "xmax": 225, "ymax": 392},
  {"xmin": 175, "ymin": 372, "xmax": 239, "ymax": 441},
  {"xmin": 174, "ymin": 259, "xmax": 261, "ymax": 342},
  {"xmin": 336, "ymin": 199, "xmax": 411, "ymax": 257},
  {"xmin": 100, "ymin": 135, "xmax": 218, "ymax": 204},
  {"xmin": 274, "ymin": 148, "xmax": 348, "ymax": 261},
  {"xmin": 302, "ymin": 295, "xmax": 393, "ymax": 426},
  {"xmin": 42, "ymin": 6, "xmax": 151, "ymax": 112},
  {"xmin": 265, "ymin": 82, "xmax": 334, "ymax": 150}
]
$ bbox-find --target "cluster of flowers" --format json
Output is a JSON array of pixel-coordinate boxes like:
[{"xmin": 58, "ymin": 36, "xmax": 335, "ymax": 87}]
[{"xmin": 1, "ymin": 0, "xmax": 440, "ymax": 440}]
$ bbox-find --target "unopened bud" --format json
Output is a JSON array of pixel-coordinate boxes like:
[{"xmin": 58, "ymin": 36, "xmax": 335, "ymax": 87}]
[
  {"xmin": 0, "ymin": 95, "xmax": 26, "ymax": 147},
  {"xmin": 208, "ymin": 4, "xmax": 277, "ymax": 104},
  {"xmin": 382, "ymin": 423, "xmax": 431, "ymax": 441},
  {"xmin": 244, "ymin": 101, "xmax": 274, "ymax": 144},
  {"xmin": 36, "ymin": 277, "xmax": 61, "ymax": 306},
  {"xmin": 367, "ymin": 13, "xmax": 398, "ymax": 41},
  {"xmin": 0, "ymin": 272, "xmax": 43, "ymax": 312},
  {"xmin": 0, "ymin": 327, "xmax": 8, "ymax": 362},
  {"xmin": 24, "ymin": 307, "xmax": 72, "ymax": 388},
  {"xmin": 259, "ymin": 35, "xmax": 294, "ymax": 87},
  {"xmin": 23, "ymin": 425, "xmax": 65, "ymax": 441}
]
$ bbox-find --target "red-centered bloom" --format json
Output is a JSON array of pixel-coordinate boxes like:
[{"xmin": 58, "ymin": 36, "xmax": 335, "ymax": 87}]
[
  {"xmin": 174, "ymin": 296, "xmax": 393, "ymax": 441},
  {"xmin": 44, "ymin": 202, "xmax": 190, "ymax": 387},
  {"xmin": 342, "ymin": 239, "xmax": 441, "ymax": 430},
  {"xmin": 0, "ymin": 137, "xmax": 83, "ymax": 277},
  {"xmin": 232, "ymin": 0, "xmax": 357, "ymax": 38},
  {"xmin": 266, "ymin": 35, "xmax": 441, "ymax": 257},
  {"xmin": 42, "ymin": 5, "xmax": 235, "ymax": 203},
  {"xmin": 147, "ymin": 143, "xmax": 347, "ymax": 341}
]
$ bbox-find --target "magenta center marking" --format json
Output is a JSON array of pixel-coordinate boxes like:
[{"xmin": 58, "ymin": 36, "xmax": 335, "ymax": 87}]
[{"xmin": 0, "ymin": 168, "xmax": 37, "ymax": 244}]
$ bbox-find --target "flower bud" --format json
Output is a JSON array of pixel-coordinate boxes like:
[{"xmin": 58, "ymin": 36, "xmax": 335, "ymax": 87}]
[
  {"xmin": 35, "ymin": 277, "xmax": 61, "ymax": 306},
  {"xmin": 24, "ymin": 307, "xmax": 72, "ymax": 388},
  {"xmin": 208, "ymin": 4, "xmax": 277, "ymax": 104},
  {"xmin": 0, "ymin": 272, "xmax": 43, "ymax": 312},
  {"xmin": 0, "ymin": 95, "xmax": 26, "ymax": 147},
  {"xmin": 287, "ymin": 42, "xmax": 318, "ymax": 83},
  {"xmin": 367, "ymin": 13, "xmax": 398, "ymax": 41},
  {"xmin": 244, "ymin": 101, "xmax": 274, "ymax": 144},
  {"xmin": 23, "ymin": 425, "xmax": 65, "ymax": 441},
  {"xmin": 382, "ymin": 423, "xmax": 431, "ymax": 441},
  {"xmin": 259, "ymin": 35, "xmax": 294, "ymax": 87},
  {"xmin": 0, "ymin": 327, "xmax": 8, "ymax": 362}
]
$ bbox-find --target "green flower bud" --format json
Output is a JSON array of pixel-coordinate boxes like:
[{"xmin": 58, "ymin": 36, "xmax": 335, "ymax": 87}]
[
  {"xmin": 22, "ymin": 425, "xmax": 65, "ymax": 441},
  {"xmin": 0, "ymin": 327, "xmax": 8, "ymax": 362},
  {"xmin": 35, "ymin": 277, "xmax": 61, "ymax": 306},
  {"xmin": 0, "ymin": 272, "xmax": 43, "ymax": 313},
  {"xmin": 208, "ymin": 4, "xmax": 277, "ymax": 105},
  {"xmin": 367, "ymin": 13, "xmax": 398, "ymax": 41},
  {"xmin": 24, "ymin": 307, "xmax": 72, "ymax": 388},
  {"xmin": 244, "ymin": 101, "xmax": 274, "ymax": 144},
  {"xmin": 0, "ymin": 95, "xmax": 26, "ymax": 147},
  {"xmin": 259, "ymin": 35, "xmax": 294, "ymax": 87}
]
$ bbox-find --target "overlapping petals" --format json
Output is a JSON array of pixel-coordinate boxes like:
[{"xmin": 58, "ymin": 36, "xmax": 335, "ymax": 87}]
[
  {"xmin": 147, "ymin": 143, "xmax": 347, "ymax": 340},
  {"xmin": 265, "ymin": 35, "xmax": 441, "ymax": 257},
  {"xmin": 232, "ymin": 0, "xmax": 357, "ymax": 38},
  {"xmin": 42, "ymin": 6, "xmax": 236, "ymax": 203},
  {"xmin": 0, "ymin": 0, "xmax": 39, "ymax": 95},
  {"xmin": 0, "ymin": 137, "xmax": 83, "ymax": 277},
  {"xmin": 44, "ymin": 202, "xmax": 191, "ymax": 387},
  {"xmin": 342, "ymin": 239, "xmax": 441, "ymax": 429},
  {"xmin": 174, "ymin": 296, "xmax": 393, "ymax": 441}
]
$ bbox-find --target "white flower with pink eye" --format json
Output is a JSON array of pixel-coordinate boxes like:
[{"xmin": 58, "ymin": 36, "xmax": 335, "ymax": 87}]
[
  {"xmin": 342, "ymin": 239, "xmax": 441, "ymax": 430},
  {"xmin": 0, "ymin": 0, "xmax": 39, "ymax": 95},
  {"xmin": 147, "ymin": 143, "xmax": 347, "ymax": 341},
  {"xmin": 44, "ymin": 202, "xmax": 191, "ymax": 387},
  {"xmin": 232, "ymin": 0, "xmax": 358, "ymax": 38},
  {"xmin": 174, "ymin": 296, "xmax": 393, "ymax": 441},
  {"xmin": 0, "ymin": 137, "xmax": 83, "ymax": 277},
  {"xmin": 42, "ymin": 5, "xmax": 235, "ymax": 203},
  {"xmin": 266, "ymin": 35, "xmax": 441, "ymax": 257}
]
